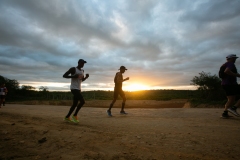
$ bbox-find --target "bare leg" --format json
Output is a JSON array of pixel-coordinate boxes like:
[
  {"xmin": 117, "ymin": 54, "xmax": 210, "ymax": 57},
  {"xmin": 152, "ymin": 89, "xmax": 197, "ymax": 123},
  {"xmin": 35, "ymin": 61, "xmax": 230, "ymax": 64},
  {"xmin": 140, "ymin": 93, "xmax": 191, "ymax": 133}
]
[
  {"xmin": 108, "ymin": 98, "xmax": 117, "ymax": 111},
  {"xmin": 3, "ymin": 98, "xmax": 5, "ymax": 106},
  {"xmin": 225, "ymin": 96, "xmax": 235, "ymax": 111},
  {"xmin": 121, "ymin": 96, "xmax": 126, "ymax": 112},
  {"xmin": 233, "ymin": 99, "xmax": 240, "ymax": 108}
]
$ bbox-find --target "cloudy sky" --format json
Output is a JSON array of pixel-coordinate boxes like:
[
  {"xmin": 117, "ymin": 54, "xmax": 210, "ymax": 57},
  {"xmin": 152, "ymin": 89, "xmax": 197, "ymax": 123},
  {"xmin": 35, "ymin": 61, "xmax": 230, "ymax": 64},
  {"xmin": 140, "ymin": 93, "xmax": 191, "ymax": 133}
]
[{"xmin": 0, "ymin": 0, "xmax": 240, "ymax": 91}]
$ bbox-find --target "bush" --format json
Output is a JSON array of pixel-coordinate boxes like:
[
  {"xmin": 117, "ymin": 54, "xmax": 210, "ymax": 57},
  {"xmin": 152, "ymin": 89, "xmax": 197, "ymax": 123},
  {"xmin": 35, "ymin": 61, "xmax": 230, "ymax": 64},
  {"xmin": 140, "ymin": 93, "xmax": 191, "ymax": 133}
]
[{"xmin": 190, "ymin": 71, "xmax": 226, "ymax": 100}]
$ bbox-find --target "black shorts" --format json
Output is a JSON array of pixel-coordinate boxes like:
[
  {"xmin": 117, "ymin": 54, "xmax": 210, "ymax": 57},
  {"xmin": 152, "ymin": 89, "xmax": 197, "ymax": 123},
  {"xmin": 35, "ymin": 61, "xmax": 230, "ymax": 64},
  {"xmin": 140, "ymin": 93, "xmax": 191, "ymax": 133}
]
[
  {"xmin": 71, "ymin": 89, "xmax": 85, "ymax": 102},
  {"xmin": 0, "ymin": 95, "xmax": 5, "ymax": 99},
  {"xmin": 222, "ymin": 85, "xmax": 240, "ymax": 96},
  {"xmin": 113, "ymin": 87, "xmax": 125, "ymax": 99}
]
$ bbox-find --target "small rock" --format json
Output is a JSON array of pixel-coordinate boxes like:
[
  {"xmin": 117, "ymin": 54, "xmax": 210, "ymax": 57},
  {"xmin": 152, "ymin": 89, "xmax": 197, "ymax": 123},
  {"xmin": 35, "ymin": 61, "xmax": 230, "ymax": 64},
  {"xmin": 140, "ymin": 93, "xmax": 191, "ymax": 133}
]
[{"xmin": 38, "ymin": 137, "xmax": 47, "ymax": 143}]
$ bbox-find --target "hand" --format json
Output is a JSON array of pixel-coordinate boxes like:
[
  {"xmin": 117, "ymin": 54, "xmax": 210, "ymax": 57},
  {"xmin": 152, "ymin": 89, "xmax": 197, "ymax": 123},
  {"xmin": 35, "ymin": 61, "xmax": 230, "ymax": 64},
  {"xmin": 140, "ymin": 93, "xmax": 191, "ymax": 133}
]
[
  {"xmin": 125, "ymin": 77, "xmax": 129, "ymax": 80},
  {"xmin": 86, "ymin": 73, "xmax": 89, "ymax": 78}
]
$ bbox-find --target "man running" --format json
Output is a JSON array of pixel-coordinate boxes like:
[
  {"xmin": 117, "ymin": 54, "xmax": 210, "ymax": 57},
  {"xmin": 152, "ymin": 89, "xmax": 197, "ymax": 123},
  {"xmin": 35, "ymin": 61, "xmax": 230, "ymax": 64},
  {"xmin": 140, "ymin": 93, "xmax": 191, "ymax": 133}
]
[
  {"xmin": 107, "ymin": 66, "xmax": 129, "ymax": 116},
  {"xmin": 221, "ymin": 54, "xmax": 240, "ymax": 118},
  {"xmin": 0, "ymin": 83, "xmax": 8, "ymax": 107},
  {"xmin": 63, "ymin": 59, "xmax": 89, "ymax": 123}
]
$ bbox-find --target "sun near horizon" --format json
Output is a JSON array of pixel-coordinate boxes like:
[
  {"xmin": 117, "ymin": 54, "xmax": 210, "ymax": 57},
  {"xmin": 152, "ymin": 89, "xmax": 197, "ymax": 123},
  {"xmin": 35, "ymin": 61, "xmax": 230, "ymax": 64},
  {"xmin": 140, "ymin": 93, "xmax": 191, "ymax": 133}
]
[{"xmin": 123, "ymin": 83, "xmax": 149, "ymax": 91}]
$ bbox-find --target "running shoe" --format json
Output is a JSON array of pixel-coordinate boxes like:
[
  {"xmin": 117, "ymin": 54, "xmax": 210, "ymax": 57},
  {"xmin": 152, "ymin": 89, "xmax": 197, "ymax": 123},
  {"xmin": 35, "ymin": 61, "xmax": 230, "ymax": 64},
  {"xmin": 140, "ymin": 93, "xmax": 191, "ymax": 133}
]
[
  {"xmin": 64, "ymin": 117, "xmax": 72, "ymax": 122},
  {"xmin": 72, "ymin": 115, "xmax": 79, "ymax": 123},
  {"xmin": 221, "ymin": 112, "xmax": 233, "ymax": 118},
  {"xmin": 120, "ymin": 111, "xmax": 127, "ymax": 115},
  {"xmin": 107, "ymin": 110, "xmax": 112, "ymax": 117},
  {"xmin": 227, "ymin": 107, "xmax": 240, "ymax": 117}
]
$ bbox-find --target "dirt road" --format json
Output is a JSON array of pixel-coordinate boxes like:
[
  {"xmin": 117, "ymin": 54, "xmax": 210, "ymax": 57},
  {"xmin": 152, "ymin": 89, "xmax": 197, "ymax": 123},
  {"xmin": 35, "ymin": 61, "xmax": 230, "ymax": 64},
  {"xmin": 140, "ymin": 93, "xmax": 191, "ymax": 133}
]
[{"xmin": 0, "ymin": 103, "xmax": 239, "ymax": 160}]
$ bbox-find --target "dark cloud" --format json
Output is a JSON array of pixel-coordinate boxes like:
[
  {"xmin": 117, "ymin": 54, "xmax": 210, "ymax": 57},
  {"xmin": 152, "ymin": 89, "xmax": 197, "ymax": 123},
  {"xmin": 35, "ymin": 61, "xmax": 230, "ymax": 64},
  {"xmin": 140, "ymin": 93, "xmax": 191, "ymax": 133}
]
[
  {"xmin": 0, "ymin": 0, "xmax": 240, "ymax": 91},
  {"xmin": 180, "ymin": 0, "xmax": 240, "ymax": 23}
]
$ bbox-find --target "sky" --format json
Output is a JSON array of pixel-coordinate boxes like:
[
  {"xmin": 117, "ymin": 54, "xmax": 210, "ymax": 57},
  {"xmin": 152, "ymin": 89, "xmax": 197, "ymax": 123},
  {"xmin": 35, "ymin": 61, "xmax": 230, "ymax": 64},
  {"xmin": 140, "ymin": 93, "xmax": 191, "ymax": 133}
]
[{"xmin": 0, "ymin": 0, "xmax": 240, "ymax": 91}]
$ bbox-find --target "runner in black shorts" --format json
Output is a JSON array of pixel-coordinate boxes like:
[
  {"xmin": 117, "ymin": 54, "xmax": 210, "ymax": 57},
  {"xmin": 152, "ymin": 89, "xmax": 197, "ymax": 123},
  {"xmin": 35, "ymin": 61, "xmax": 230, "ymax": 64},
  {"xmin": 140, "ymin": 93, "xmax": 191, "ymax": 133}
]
[
  {"xmin": 63, "ymin": 59, "xmax": 89, "ymax": 123},
  {"xmin": 107, "ymin": 66, "xmax": 129, "ymax": 116},
  {"xmin": 221, "ymin": 54, "xmax": 240, "ymax": 118},
  {"xmin": 222, "ymin": 85, "xmax": 240, "ymax": 97}
]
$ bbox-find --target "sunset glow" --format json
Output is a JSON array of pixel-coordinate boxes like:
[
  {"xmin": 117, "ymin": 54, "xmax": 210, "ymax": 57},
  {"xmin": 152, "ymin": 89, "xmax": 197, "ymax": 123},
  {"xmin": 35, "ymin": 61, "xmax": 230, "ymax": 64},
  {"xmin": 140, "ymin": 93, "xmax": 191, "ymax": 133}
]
[{"xmin": 124, "ymin": 83, "xmax": 149, "ymax": 91}]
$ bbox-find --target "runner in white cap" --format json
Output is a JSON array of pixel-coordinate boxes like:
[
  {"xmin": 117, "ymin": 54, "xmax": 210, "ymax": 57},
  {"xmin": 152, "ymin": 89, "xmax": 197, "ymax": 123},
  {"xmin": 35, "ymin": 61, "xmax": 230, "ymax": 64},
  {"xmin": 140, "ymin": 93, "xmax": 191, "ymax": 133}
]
[{"xmin": 220, "ymin": 54, "xmax": 240, "ymax": 118}]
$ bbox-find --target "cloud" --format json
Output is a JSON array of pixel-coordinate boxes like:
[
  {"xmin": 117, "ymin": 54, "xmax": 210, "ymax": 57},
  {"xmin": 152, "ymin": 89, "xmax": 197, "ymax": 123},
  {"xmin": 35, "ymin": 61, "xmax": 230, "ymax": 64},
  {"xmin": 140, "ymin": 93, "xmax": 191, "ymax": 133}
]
[{"xmin": 0, "ymin": 0, "xmax": 240, "ymax": 91}]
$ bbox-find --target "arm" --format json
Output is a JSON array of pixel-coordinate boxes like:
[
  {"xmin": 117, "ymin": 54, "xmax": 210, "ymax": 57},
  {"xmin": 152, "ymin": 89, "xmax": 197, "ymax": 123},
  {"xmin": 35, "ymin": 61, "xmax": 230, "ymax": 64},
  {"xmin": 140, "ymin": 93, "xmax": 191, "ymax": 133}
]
[
  {"xmin": 63, "ymin": 67, "xmax": 78, "ymax": 78},
  {"xmin": 82, "ymin": 74, "xmax": 89, "ymax": 82},
  {"xmin": 116, "ymin": 73, "xmax": 129, "ymax": 83},
  {"xmin": 123, "ymin": 77, "xmax": 129, "ymax": 82},
  {"xmin": 224, "ymin": 68, "xmax": 240, "ymax": 77}
]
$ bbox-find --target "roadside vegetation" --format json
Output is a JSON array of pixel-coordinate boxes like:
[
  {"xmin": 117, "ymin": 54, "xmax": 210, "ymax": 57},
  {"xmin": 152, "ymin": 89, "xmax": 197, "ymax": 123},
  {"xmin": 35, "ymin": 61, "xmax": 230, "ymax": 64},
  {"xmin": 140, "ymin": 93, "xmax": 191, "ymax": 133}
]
[{"xmin": 0, "ymin": 72, "xmax": 228, "ymax": 107}]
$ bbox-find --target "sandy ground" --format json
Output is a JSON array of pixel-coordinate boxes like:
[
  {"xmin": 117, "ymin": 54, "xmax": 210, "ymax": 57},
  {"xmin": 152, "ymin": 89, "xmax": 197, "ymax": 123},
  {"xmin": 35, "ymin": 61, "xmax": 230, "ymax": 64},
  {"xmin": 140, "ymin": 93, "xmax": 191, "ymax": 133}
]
[{"xmin": 0, "ymin": 100, "xmax": 240, "ymax": 160}]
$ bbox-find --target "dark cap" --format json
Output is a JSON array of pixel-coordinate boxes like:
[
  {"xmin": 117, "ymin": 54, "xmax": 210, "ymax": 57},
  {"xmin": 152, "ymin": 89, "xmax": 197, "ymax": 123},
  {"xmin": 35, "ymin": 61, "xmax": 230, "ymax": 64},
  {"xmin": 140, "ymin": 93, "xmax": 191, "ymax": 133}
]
[
  {"xmin": 78, "ymin": 59, "xmax": 87, "ymax": 63},
  {"xmin": 119, "ymin": 66, "xmax": 127, "ymax": 70}
]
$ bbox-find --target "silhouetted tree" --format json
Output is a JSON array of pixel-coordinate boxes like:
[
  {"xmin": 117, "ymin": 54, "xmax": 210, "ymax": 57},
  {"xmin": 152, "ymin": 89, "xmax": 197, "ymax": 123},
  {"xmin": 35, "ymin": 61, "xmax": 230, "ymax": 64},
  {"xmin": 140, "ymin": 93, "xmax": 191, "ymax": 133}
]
[
  {"xmin": 190, "ymin": 71, "xmax": 225, "ymax": 100},
  {"xmin": 191, "ymin": 71, "xmax": 221, "ymax": 90},
  {"xmin": 0, "ymin": 75, "xmax": 19, "ymax": 91},
  {"xmin": 39, "ymin": 86, "xmax": 49, "ymax": 92},
  {"xmin": 21, "ymin": 85, "xmax": 36, "ymax": 90}
]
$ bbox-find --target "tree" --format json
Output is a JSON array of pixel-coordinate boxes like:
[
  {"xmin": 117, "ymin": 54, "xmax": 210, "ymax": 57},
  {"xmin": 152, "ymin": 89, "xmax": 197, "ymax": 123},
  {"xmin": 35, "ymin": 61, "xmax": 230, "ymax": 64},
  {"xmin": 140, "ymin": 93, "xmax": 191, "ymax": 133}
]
[
  {"xmin": 0, "ymin": 75, "xmax": 19, "ymax": 91},
  {"xmin": 39, "ymin": 86, "xmax": 49, "ymax": 92},
  {"xmin": 190, "ymin": 71, "xmax": 224, "ymax": 100},
  {"xmin": 191, "ymin": 71, "xmax": 221, "ymax": 91},
  {"xmin": 21, "ymin": 85, "xmax": 36, "ymax": 90}
]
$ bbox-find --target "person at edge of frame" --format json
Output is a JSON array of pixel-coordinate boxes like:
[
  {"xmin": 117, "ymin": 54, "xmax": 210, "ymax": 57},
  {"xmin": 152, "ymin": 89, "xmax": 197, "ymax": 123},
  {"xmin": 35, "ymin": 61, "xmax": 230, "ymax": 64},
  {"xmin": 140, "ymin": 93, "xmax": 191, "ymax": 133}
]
[
  {"xmin": 221, "ymin": 54, "xmax": 240, "ymax": 118},
  {"xmin": 0, "ymin": 83, "xmax": 8, "ymax": 107}
]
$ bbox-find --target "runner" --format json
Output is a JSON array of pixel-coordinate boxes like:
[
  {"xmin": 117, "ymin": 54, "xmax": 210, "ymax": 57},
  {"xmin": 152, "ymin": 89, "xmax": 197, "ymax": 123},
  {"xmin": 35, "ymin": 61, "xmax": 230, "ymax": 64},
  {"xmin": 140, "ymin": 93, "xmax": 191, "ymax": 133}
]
[
  {"xmin": 3, "ymin": 83, "xmax": 8, "ymax": 106},
  {"xmin": 0, "ymin": 83, "xmax": 8, "ymax": 107},
  {"xmin": 220, "ymin": 54, "xmax": 240, "ymax": 118},
  {"xmin": 63, "ymin": 59, "xmax": 89, "ymax": 123},
  {"xmin": 107, "ymin": 66, "xmax": 129, "ymax": 116}
]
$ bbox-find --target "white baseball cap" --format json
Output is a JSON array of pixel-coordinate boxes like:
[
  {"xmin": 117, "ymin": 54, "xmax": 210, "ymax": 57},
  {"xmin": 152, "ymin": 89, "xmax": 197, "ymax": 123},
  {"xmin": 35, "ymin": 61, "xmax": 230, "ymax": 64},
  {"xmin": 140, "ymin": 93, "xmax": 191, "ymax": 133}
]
[{"xmin": 226, "ymin": 54, "xmax": 238, "ymax": 59}]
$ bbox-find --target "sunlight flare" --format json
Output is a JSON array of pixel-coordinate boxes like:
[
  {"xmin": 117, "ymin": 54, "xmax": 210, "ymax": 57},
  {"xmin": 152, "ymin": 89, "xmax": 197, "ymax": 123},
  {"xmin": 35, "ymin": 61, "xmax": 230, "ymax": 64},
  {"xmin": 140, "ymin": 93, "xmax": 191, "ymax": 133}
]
[{"xmin": 123, "ymin": 83, "xmax": 149, "ymax": 91}]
